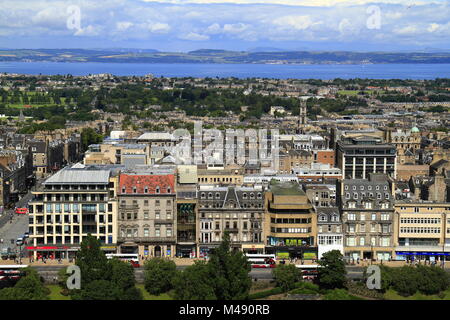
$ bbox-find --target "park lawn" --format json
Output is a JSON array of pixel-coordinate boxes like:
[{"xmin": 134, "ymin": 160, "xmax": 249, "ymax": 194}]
[
  {"xmin": 136, "ymin": 284, "xmax": 173, "ymax": 300},
  {"xmin": 384, "ymin": 288, "xmax": 450, "ymax": 300},
  {"xmin": 6, "ymin": 104, "xmax": 56, "ymax": 108},
  {"xmin": 337, "ymin": 90, "xmax": 359, "ymax": 96},
  {"xmin": 47, "ymin": 285, "xmax": 71, "ymax": 300}
]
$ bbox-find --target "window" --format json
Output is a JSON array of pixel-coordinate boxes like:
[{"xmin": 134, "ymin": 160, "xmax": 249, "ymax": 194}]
[
  {"xmin": 155, "ymin": 229, "xmax": 160, "ymax": 237},
  {"xmin": 347, "ymin": 213, "xmax": 356, "ymax": 221},
  {"xmin": 144, "ymin": 228, "xmax": 149, "ymax": 237},
  {"xmin": 360, "ymin": 237, "xmax": 365, "ymax": 246}
]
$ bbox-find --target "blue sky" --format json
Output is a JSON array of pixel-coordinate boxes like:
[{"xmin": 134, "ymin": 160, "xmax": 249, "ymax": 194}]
[{"xmin": 0, "ymin": 0, "xmax": 449, "ymax": 52}]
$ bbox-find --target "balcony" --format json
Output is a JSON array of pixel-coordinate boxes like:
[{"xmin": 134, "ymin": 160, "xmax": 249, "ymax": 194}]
[
  {"xmin": 155, "ymin": 219, "xmax": 174, "ymax": 225},
  {"xmin": 118, "ymin": 236, "xmax": 176, "ymax": 243}
]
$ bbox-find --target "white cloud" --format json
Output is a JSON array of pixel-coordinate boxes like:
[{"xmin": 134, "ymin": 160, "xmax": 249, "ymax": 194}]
[
  {"xmin": 179, "ymin": 32, "xmax": 210, "ymax": 40},
  {"xmin": 116, "ymin": 21, "xmax": 133, "ymax": 31},
  {"xmin": 74, "ymin": 25, "xmax": 100, "ymax": 36},
  {"xmin": 272, "ymin": 15, "xmax": 316, "ymax": 30},
  {"xmin": 148, "ymin": 22, "xmax": 171, "ymax": 33},
  {"xmin": 427, "ymin": 23, "xmax": 439, "ymax": 33}
]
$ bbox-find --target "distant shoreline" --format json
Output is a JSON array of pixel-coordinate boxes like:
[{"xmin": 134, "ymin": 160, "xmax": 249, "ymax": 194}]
[{"xmin": 1, "ymin": 62, "xmax": 449, "ymax": 80}]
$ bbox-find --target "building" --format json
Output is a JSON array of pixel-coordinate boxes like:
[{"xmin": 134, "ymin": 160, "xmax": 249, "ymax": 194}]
[
  {"xmin": 338, "ymin": 173, "xmax": 395, "ymax": 261},
  {"xmin": 117, "ymin": 168, "xmax": 177, "ymax": 258},
  {"xmin": 316, "ymin": 207, "xmax": 343, "ymax": 258},
  {"xmin": 264, "ymin": 180, "xmax": 317, "ymax": 260},
  {"xmin": 292, "ymin": 163, "xmax": 342, "ymax": 182},
  {"xmin": 27, "ymin": 164, "xmax": 119, "ymax": 260},
  {"xmin": 198, "ymin": 185, "xmax": 265, "ymax": 257},
  {"xmin": 336, "ymin": 136, "xmax": 397, "ymax": 179},
  {"xmin": 394, "ymin": 201, "xmax": 450, "ymax": 262}
]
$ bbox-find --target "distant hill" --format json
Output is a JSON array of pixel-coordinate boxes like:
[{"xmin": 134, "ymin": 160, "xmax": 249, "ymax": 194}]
[{"xmin": 0, "ymin": 49, "xmax": 449, "ymax": 64}]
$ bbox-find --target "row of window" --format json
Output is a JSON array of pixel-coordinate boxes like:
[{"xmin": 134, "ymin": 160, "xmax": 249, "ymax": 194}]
[
  {"xmin": 44, "ymin": 194, "xmax": 107, "ymax": 202},
  {"xmin": 345, "ymin": 184, "xmax": 388, "ymax": 191},
  {"xmin": 30, "ymin": 214, "xmax": 113, "ymax": 224},
  {"xmin": 121, "ymin": 186, "xmax": 171, "ymax": 194},
  {"xmin": 120, "ymin": 211, "xmax": 172, "ymax": 221},
  {"xmin": 120, "ymin": 228, "xmax": 172, "ymax": 238},
  {"xmin": 200, "ymin": 203, "xmax": 263, "ymax": 209},
  {"xmin": 200, "ymin": 212, "xmax": 260, "ymax": 219},
  {"xmin": 120, "ymin": 199, "xmax": 172, "ymax": 206},
  {"xmin": 400, "ymin": 218, "xmax": 441, "ymax": 224},
  {"xmin": 346, "ymin": 237, "xmax": 390, "ymax": 246},
  {"xmin": 200, "ymin": 221, "xmax": 260, "ymax": 230},
  {"xmin": 42, "ymin": 203, "xmax": 108, "ymax": 214},
  {"xmin": 200, "ymin": 192, "xmax": 262, "ymax": 200},
  {"xmin": 345, "ymin": 192, "xmax": 390, "ymax": 201},
  {"xmin": 271, "ymin": 218, "xmax": 312, "ymax": 224},
  {"xmin": 271, "ymin": 227, "xmax": 311, "ymax": 233},
  {"xmin": 347, "ymin": 224, "xmax": 391, "ymax": 233},
  {"xmin": 318, "ymin": 235, "xmax": 343, "ymax": 245},
  {"xmin": 400, "ymin": 227, "xmax": 441, "ymax": 234},
  {"xmin": 346, "ymin": 213, "xmax": 390, "ymax": 221}
]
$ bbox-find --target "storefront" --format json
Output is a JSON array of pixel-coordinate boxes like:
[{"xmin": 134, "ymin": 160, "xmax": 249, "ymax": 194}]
[
  {"xmin": 176, "ymin": 244, "xmax": 197, "ymax": 258},
  {"xmin": 396, "ymin": 251, "xmax": 450, "ymax": 261},
  {"xmin": 26, "ymin": 246, "xmax": 81, "ymax": 260}
]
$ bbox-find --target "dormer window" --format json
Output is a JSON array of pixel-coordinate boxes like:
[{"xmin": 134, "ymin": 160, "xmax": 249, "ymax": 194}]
[
  {"xmin": 319, "ymin": 215, "xmax": 327, "ymax": 222},
  {"xmin": 257, "ymin": 193, "xmax": 262, "ymax": 199},
  {"xmin": 156, "ymin": 186, "xmax": 160, "ymax": 194},
  {"xmin": 167, "ymin": 187, "xmax": 171, "ymax": 193},
  {"xmin": 144, "ymin": 187, "xmax": 148, "ymax": 194},
  {"xmin": 215, "ymin": 193, "xmax": 220, "ymax": 199},
  {"xmin": 208, "ymin": 192, "xmax": 213, "ymax": 199},
  {"xmin": 243, "ymin": 193, "xmax": 247, "ymax": 199},
  {"xmin": 201, "ymin": 192, "xmax": 206, "ymax": 199},
  {"xmin": 122, "ymin": 186, "xmax": 126, "ymax": 193},
  {"xmin": 133, "ymin": 187, "xmax": 137, "ymax": 193}
]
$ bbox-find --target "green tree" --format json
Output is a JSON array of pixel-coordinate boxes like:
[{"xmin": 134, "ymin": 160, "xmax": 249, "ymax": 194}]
[
  {"xmin": 272, "ymin": 264, "xmax": 301, "ymax": 291},
  {"xmin": 110, "ymin": 259, "xmax": 142, "ymax": 300},
  {"xmin": 75, "ymin": 234, "xmax": 111, "ymax": 289},
  {"xmin": 173, "ymin": 261, "xmax": 216, "ymax": 300},
  {"xmin": 0, "ymin": 268, "xmax": 49, "ymax": 300},
  {"xmin": 318, "ymin": 250, "xmax": 347, "ymax": 289},
  {"xmin": 76, "ymin": 280, "xmax": 120, "ymax": 300},
  {"xmin": 80, "ymin": 127, "xmax": 103, "ymax": 152},
  {"xmin": 143, "ymin": 258, "xmax": 177, "ymax": 295},
  {"xmin": 208, "ymin": 232, "xmax": 252, "ymax": 300}
]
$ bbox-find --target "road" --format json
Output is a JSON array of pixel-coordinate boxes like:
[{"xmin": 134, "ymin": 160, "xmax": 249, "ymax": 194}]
[{"xmin": 0, "ymin": 191, "xmax": 33, "ymax": 258}]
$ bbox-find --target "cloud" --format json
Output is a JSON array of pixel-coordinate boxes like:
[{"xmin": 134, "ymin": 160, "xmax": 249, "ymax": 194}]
[
  {"xmin": 0, "ymin": 0, "xmax": 449, "ymax": 50},
  {"xmin": 147, "ymin": 22, "xmax": 171, "ymax": 33},
  {"xmin": 179, "ymin": 32, "xmax": 210, "ymax": 41},
  {"xmin": 272, "ymin": 15, "xmax": 317, "ymax": 30}
]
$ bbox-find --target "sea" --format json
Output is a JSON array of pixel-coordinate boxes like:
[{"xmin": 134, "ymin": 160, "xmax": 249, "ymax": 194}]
[{"xmin": 0, "ymin": 62, "xmax": 449, "ymax": 79}]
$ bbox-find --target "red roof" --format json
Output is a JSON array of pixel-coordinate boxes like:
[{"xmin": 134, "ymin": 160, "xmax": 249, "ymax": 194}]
[{"xmin": 119, "ymin": 174, "xmax": 175, "ymax": 195}]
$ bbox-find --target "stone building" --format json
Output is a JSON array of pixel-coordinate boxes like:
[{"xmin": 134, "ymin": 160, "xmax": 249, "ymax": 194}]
[
  {"xmin": 198, "ymin": 184, "xmax": 265, "ymax": 257},
  {"xmin": 117, "ymin": 168, "xmax": 177, "ymax": 258},
  {"xmin": 337, "ymin": 173, "xmax": 395, "ymax": 261}
]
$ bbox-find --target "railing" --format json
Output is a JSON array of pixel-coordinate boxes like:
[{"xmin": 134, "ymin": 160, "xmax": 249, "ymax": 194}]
[
  {"xmin": 117, "ymin": 236, "xmax": 176, "ymax": 243},
  {"xmin": 155, "ymin": 219, "xmax": 174, "ymax": 225}
]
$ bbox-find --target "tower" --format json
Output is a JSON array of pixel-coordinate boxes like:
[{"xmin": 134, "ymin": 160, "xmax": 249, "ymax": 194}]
[{"xmin": 298, "ymin": 99, "xmax": 307, "ymax": 134}]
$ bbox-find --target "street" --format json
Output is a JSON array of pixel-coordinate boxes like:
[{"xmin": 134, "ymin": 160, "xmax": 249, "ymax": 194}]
[{"xmin": 0, "ymin": 191, "xmax": 33, "ymax": 260}]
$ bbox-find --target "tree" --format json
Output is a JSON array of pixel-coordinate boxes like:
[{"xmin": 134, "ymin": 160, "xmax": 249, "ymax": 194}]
[
  {"xmin": 143, "ymin": 258, "xmax": 177, "ymax": 295},
  {"xmin": 208, "ymin": 232, "xmax": 252, "ymax": 300},
  {"xmin": 272, "ymin": 264, "xmax": 301, "ymax": 291},
  {"xmin": 80, "ymin": 127, "xmax": 103, "ymax": 152},
  {"xmin": 76, "ymin": 280, "xmax": 121, "ymax": 300},
  {"xmin": 172, "ymin": 261, "xmax": 216, "ymax": 300},
  {"xmin": 110, "ymin": 259, "xmax": 142, "ymax": 300},
  {"xmin": 0, "ymin": 268, "xmax": 49, "ymax": 300},
  {"xmin": 318, "ymin": 250, "xmax": 347, "ymax": 289},
  {"xmin": 75, "ymin": 234, "xmax": 111, "ymax": 289}
]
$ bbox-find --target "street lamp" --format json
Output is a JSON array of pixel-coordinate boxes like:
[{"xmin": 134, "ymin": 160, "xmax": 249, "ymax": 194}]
[{"xmin": 16, "ymin": 238, "xmax": 23, "ymax": 265}]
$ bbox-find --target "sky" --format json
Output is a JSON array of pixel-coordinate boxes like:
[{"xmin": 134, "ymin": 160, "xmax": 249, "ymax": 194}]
[{"xmin": 0, "ymin": 0, "xmax": 449, "ymax": 52}]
